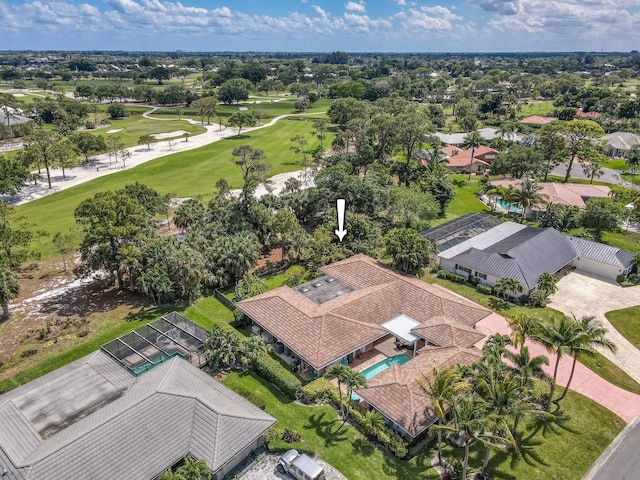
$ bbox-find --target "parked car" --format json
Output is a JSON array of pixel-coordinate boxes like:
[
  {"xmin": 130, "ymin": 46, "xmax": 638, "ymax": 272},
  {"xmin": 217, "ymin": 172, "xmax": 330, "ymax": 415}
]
[{"xmin": 277, "ymin": 449, "xmax": 326, "ymax": 480}]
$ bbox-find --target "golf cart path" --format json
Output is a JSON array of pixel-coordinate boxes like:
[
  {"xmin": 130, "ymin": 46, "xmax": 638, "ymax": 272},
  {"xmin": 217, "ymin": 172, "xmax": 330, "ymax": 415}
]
[{"xmin": 1, "ymin": 111, "xmax": 320, "ymax": 206}]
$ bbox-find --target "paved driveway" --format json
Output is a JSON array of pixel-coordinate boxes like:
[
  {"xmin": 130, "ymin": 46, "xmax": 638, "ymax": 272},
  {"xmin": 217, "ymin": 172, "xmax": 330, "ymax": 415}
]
[
  {"xmin": 548, "ymin": 272, "xmax": 640, "ymax": 384},
  {"xmin": 237, "ymin": 453, "xmax": 347, "ymax": 480}
]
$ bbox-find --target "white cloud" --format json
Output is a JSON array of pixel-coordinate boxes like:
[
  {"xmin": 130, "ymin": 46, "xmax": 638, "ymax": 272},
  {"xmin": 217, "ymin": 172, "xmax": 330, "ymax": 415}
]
[
  {"xmin": 395, "ymin": 0, "xmax": 407, "ymax": 5},
  {"xmin": 467, "ymin": 0, "xmax": 520, "ymax": 15},
  {"xmin": 345, "ymin": 1, "xmax": 366, "ymax": 13}
]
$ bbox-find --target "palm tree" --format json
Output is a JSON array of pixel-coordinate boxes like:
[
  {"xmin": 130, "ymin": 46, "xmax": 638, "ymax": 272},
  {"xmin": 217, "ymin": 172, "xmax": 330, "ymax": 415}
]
[
  {"xmin": 556, "ymin": 315, "xmax": 616, "ymax": 403},
  {"xmin": 204, "ymin": 325, "xmax": 241, "ymax": 370},
  {"xmin": 536, "ymin": 272, "xmax": 558, "ymax": 297},
  {"xmin": 157, "ymin": 470, "xmax": 185, "ymax": 480},
  {"xmin": 418, "ymin": 366, "xmax": 471, "ymax": 465},
  {"xmin": 340, "ymin": 369, "xmax": 367, "ymax": 430},
  {"xmin": 462, "ymin": 130, "xmax": 483, "ymax": 181},
  {"xmin": 485, "ymin": 184, "xmax": 505, "ymax": 211},
  {"xmin": 239, "ymin": 335, "xmax": 270, "ymax": 369},
  {"xmin": 361, "ymin": 410, "xmax": 385, "ymax": 435},
  {"xmin": 533, "ymin": 315, "xmax": 580, "ymax": 411},
  {"xmin": 511, "ymin": 179, "xmax": 548, "ymax": 222},
  {"xmin": 0, "ymin": 266, "xmax": 19, "ymax": 319},
  {"xmin": 327, "ymin": 364, "xmax": 350, "ymax": 420},
  {"xmin": 507, "ymin": 313, "xmax": 541, "ymax": 354},
  {"xmin": 481, "ymin": 334, "xmax": 511, "ymax": 366},
  {"xmin": 176, "ymin": 457, "xmax": 211, "ymax": 480},
  {"xmin": 494, "ymin": 277, "xmax": 524, "ymax": 302},
  {"xmin": 626, "ymin": 145, "xmax": 640, "ymax": 174}
]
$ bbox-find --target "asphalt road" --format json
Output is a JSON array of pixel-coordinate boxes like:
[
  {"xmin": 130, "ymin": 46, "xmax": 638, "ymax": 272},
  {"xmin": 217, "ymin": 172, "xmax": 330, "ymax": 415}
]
[{"xmin": 583, "ymin": 413, "xmax": 640, "ymax": 480}]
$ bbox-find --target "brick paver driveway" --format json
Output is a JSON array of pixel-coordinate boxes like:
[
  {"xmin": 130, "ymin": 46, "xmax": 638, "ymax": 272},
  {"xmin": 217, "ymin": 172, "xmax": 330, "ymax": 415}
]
[{"xmin": 548, "ymin": 272, "xmax": 640, "ymax": 384}]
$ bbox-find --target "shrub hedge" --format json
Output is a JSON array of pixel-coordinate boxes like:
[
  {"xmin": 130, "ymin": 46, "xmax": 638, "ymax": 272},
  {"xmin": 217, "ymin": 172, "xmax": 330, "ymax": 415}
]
[
  {"xmin": 252, "ymin": 354, "xmax": 302, "ymax": 399},
  {"xmin": 297, "ymin": 377, "xmax": 336, "ymax": 404},
  {"xmin": 476, "ymin": 284, "xmax": 493, "ymax": 295}
]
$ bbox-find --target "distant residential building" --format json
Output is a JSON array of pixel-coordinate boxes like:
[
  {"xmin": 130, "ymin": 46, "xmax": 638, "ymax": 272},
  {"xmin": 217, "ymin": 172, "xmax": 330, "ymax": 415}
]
[{"xmin": 602, "ymin": 131, "xmax": 640, "ymax": 158}]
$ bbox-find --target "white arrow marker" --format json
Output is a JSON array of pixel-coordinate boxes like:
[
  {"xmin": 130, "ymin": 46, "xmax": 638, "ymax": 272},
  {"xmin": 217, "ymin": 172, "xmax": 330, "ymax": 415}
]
[{"xmin": 334, "ymin": 198, "xmax": 347, "ymax": 242}]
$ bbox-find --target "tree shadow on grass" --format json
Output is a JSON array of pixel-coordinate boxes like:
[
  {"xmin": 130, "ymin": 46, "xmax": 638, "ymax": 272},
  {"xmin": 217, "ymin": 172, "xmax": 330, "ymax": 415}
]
[
  {"xmin": 304, "ymin": 412, "xmax": 348, "ymax": 447},
  {"xmin": 223, "ymin": 134, "xmax": 251, "ymax": 141},
  {"xmin": 381, "ymin": 449, "xmax": 434, "ymax": 479},
  {"xmin": 488, "ymin": 297, "xmax": 514, "ymax": 313},
  {"xmin": 522, "ymin": 407, "xmax": 577, "ymax": 441},
  {"xmin": 452, "ymin": 178, "xmax": 467, "ymax": 187},
  {"xmin": 352, "ymin": 437, "xmax": 375, "ymax": 457}
]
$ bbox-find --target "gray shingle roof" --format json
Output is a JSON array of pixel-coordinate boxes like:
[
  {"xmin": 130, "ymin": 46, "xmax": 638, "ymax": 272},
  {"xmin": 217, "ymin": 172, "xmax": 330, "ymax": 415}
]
[
  {"xmin": 602, "ymin": 131, "xmax": 640, "ymax": 151},
  {"xmin": 0, "ymin": 111, "xmax": 32, "ymax": 127},
  {"xmin": 0, "ymin": 352, "xmax": 275, "ymax": 480},
  {"xmin": 449, "ymin": 227, "xmax": 577, "ymax": 290}
]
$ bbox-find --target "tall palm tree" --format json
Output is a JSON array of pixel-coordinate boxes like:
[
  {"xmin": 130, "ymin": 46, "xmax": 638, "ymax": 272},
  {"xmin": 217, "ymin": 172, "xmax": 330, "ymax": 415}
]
[
  {"xmin": 507, "ymin": 313, "xmax": 541, "ymax": 354},
  {"xmin": 418, "ymin": 366, "xmax": 471, "ymax": 465},
  {"xmin": 533, "ymin": 315, "xmax": 581, "ymax": 411},
  {"xmin": 556, "ymin": 315, "xmax": 616, "ymax": 403},
  {"xmin": 511, "ymin": 179, "xmax": 548, "ymax": 222},
  {"xmin": 462, "ymin": 130, "xmax": 483, "ymax": 181},
  {"xmin": 239, "ymin": 335, "xmax": 270, "ymax": 369},
  {"xmin": 340, "ymin": 369, "xmax": 367, "ymax": 430},
  {"xmin": 327, "ymin": 364, "xmax": 351, "ymax": 419}
]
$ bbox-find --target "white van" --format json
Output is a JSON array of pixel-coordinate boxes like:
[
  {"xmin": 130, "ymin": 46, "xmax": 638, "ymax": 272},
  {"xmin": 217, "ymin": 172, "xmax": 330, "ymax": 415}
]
[{"xmin": 277, "ymin": 449, "xmax": 326, "ymax": 480}]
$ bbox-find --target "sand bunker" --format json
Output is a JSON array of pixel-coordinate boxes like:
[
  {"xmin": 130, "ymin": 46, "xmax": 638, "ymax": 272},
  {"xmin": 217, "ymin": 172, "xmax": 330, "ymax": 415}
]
[
  {"xmin": 153, "ymin": 130, "xmax": 188, "ymax": 139},
  {"xmin": 106, "ymin": 128, "xmax": 123, "ymax": 133}
]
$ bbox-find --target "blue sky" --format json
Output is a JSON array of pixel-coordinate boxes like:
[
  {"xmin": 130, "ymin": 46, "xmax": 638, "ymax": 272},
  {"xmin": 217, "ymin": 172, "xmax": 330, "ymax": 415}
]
[{"xmin": 1, "ymin": 0, "xmax": 639, "ymax": 52}]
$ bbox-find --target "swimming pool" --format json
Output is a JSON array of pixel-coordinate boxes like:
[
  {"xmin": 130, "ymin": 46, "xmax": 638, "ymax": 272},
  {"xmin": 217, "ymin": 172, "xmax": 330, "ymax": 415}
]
[
  {"xmin": 352, "ymin": 354, "xmax": 411, "ymax": 400},
  {"xmin": 495, "ymin": 197, "xmax": 522, "ymax": 213}
]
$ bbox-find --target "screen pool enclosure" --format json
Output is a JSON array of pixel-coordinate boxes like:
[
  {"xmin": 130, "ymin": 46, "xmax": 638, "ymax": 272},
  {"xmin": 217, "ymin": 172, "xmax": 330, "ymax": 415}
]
[
  {"xmin": 101, "ymin": 312, "xmax": 207, "ymax": 376},
  {"xmin": 421, "ymin": 212, "xmax": 503, "ymax": 253}
]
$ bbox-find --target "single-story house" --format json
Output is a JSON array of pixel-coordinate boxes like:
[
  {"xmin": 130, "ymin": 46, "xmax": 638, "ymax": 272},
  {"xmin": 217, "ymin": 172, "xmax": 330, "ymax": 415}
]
[
  {"xmin": 519, "ymin": 115, "xmax": 558, "ymax": 126},
  {"xmin": 0, "ymin": 315, "xmax": 275, "ymax": 480},
  {"xmin": 422, "ymin": 215, "xmax": 634, "ymax": 295},
  {"xmin": 488, "ymin": 178, "xmax": 611, "ymax": 217},
  {"xmin": 236, "ymin": 254, "xmax": 493, "ymax": 440},
  {"xmin": 576, "ymin": 109, "xmax": 600, "ymax": 119},
  {"xmin": 417, "ymin": 145, "xmax": 499, "ymax": 174},
  {"xmin": 434, "ymin": 128, "xmax": 521, "ymax": 146},
  {"xmin": 0, "ymin": 110, "xmax": 32, "ymax": 127},
  {"xmin": 602, "ymin": 131, "xmax": 640, "ymax": 158}
]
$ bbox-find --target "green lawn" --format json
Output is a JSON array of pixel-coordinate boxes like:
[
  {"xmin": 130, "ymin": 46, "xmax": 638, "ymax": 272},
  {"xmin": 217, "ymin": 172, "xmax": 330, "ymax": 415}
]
[
  {"xmin": 150, "ymin": 98, "xmax": 332, "ymax": 121},
  {"xmin": 606, "ymin": 305, "xmax": 640, "ymax": 350},
  {"xmin": 430, "ymin": 176, "xmax": 490, "ymax": 227},
  {"xmin": 443, "ymin": 388, "xmax": 624, "ymax": 480},
  {"xmin": 222, "ymin": 371, "xmax": 438, "ymax": 480},
  {"xmin": 90, "ymin": 110, "xmax": 207, "ymax": 148},
  {"xmin": 18, "ymin": 118, "xmax": 332, "ymax": 258},
  {"xmin": 222, "ymin": 371, "xmax": 623, "ymax": 480},
  {"xmin": 601, "ymin": 158, "xmax": 628, "ymax": 170},
  {"xmin": 517, "ymin": 101, "xmax": 555, "ymax": 118},
  {"xmin": 579, "ymin": 350, "xmax": 640, "ymax": 395}
]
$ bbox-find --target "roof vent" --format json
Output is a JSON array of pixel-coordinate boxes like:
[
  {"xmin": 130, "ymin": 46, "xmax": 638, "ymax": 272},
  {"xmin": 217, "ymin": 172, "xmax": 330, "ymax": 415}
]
[
  {"xmin": 313, "ymin": 283, "xmax": 324, "ymax": 288},
  {"xmin": 325, "ymin": 277, "xmax": 335, "ymax": 283},
  {"xmin": 300, "ymin": 287, "xmax": 310, "ymax": 293}
]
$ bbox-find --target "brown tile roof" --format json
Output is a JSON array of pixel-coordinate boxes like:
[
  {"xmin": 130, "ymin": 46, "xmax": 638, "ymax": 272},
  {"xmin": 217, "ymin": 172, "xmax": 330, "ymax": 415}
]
[
  {"xmin": 576, "ymin": 109, "xmax": 600, "ymax": 119},
  {"xmin": 519, "ymin": 115, "xmax": 558, "ymax": 125},
  {"xmin": 439, "ymin": 145, "xmax": 495, "ymax": 169},
  {"xmin": 490, "ymin": 179, "xmax": 610, "ymax": 209},
  {"xmin": 237, "ymin": 255, "xmax": 491, "ymax": 369},
  {"xmin": 357, "ymin": 347, "xmax": 482, "ymax": 437},
  {"xmin": 412, "ymin": 321, "xmax": 485, "ymax": 347}
]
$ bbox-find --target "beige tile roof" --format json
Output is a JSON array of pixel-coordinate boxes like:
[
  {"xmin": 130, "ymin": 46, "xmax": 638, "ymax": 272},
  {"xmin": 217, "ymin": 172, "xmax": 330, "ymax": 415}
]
[
  {"xmin": 237, "ymin": 255, "xmax": 491, "ymax": 369},
  {"xmin": 357, "ymin": 347, "xmax": 482, "ymax": 437},
  {"xmin": 490, "ymin": 178, "xmax": 610, "ymax": 209}
]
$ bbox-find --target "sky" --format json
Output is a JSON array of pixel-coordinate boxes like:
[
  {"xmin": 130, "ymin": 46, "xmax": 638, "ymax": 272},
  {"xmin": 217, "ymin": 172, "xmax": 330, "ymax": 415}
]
[{"xmin": 1, "ymin": 0, "xmax": 640, "ymax": 52}]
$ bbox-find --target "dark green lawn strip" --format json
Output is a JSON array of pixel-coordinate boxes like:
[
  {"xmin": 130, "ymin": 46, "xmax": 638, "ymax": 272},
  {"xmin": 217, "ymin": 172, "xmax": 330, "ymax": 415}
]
[
  {"xmin": 606, "ymin": 306, "xmax": 640, "ymax": 350},
  {"xmin": 221, "ymin": 371, "xmax": 438, "ymax": 480}
]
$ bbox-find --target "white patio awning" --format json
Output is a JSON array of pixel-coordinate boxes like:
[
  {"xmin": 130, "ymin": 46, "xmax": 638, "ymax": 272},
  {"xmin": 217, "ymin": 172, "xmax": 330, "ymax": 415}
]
[{"xmin": 382, "ymin": 314, "xmax": 420, "ymax": 345}]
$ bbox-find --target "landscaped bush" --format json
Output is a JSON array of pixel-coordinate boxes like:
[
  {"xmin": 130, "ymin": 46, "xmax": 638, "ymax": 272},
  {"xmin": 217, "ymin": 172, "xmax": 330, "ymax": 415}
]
[
  {"xmin": 448, "ymin": 272, "xmax": 466, "ymax": 283},
  {"xmin": 297, "ymin": 377, "xmax": 337, "ymax": 404},
  {"xmin": 252, "ymin": 354, "xmax": 302, "ymax": 399},
  {"xmin": 468, "ymin": 276, "xmax": 481, "ymax": 286},
  {"xmin": 437, "ymin": 269, "xmax": 449, "ymax": 279},
  {"xmin": 233, "ymin": 384, "xmax": 267, "ymax": 410},
  {"xmin": 346, "ymin": 402, "xmax": 409, "ymax": 458},
  {"xmin": 527, "ymin": 289, "xmax": 547, "ymax": 308},
  {"xmin": 21, "ymin": 349, "xmax": 38, "ymax": 358},
  {"xmin": 476, "ymin": 284, "xmax": 493, "ymax": 295}
]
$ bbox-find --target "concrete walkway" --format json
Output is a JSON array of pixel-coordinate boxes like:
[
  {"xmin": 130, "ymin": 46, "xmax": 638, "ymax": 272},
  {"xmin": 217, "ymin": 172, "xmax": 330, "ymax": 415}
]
[
  {"xmin": 548, "ymin": 272, "xmax": 640, "ymax": 385},
  {"xmin": 0, "ymin": 111, "xmax": 314, "ymax": 206},
  {"xmin": 476, "ymin": 312, "xmax": 640, "ymax": 423}
]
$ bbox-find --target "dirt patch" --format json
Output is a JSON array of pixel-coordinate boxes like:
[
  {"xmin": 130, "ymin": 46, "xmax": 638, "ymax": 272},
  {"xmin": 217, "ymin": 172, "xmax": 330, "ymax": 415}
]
[{"xmin": 0, "ymin": 256, "xmax": 151, "ymax": 383}]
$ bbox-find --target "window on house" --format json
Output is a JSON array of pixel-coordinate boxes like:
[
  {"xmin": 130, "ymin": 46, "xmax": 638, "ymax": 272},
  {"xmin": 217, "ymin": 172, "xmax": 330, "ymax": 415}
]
[{"xmin": 475, "ymin": 271, "xmax": 487, "ymax": 280}]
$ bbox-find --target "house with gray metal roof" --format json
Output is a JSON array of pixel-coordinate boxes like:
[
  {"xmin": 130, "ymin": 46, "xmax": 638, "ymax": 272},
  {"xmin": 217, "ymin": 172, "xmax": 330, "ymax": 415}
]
[
  {"xmin": 0, "ymin": 345, "xmax": 275, "ymax": 479},
  {"xmin": 602, "ymin": 131, "xmax": 640, "ymax": 158},
  {"xmin": 423, "ymin": 214, "xmax": 634, "ymax": 294}
]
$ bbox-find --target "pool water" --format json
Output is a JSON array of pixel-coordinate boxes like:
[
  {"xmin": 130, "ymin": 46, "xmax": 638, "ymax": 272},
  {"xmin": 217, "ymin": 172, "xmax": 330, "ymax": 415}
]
[
  {"xmin": 352, "ymin": 354, "xmax": 411, "ymax": 400},
  {"xmin": 495, "ymin": 197, "xmax": 522, "ymax": 213},
  {"xmin": 131, "ymin": 349, "xmax": 188, "ymax": 376}
]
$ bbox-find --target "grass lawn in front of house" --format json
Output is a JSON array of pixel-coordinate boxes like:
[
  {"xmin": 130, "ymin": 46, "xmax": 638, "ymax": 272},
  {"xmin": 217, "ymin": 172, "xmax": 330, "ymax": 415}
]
[{"xmin": 606, "ymin": 305, "xmax": 640, "ymax": 351}]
